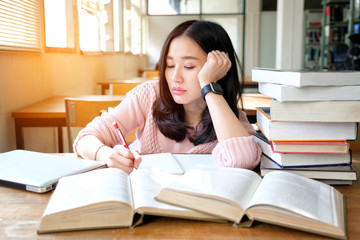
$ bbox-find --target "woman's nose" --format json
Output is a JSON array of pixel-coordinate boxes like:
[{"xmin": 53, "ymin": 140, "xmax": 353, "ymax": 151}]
[{"xmin": 172, "ymin": 66, "xmax": 183, "ymax": 83}]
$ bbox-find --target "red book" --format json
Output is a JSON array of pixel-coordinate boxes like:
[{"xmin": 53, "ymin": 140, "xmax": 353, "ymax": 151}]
[{"xmin": 326, "ymin": 5, "xmax": 331, "ymax": 16}]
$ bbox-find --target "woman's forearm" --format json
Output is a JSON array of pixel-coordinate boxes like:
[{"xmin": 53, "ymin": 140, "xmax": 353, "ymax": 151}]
[
  {"xmin": 205, "ymin": 93, "xmax": 250, "ymax": 142},
  {"xmin": 74, "ymin": 134, "xmax": 106, "ymax": 160}
]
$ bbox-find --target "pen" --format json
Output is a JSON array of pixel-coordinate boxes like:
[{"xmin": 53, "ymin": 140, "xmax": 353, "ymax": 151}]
[{"xmin": 113, "ymin": 121, "xmax": 129, "ymax": 149}]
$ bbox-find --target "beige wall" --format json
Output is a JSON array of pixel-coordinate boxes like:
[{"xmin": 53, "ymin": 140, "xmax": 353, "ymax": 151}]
[{"xmin": 0, "ymin": 51, "xmax": 147, "ymax": 153}]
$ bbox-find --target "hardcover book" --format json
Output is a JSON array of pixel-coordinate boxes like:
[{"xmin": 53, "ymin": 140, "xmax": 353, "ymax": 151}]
[
  {"xmin": 270, "ymin": 99, "xmax": 360, "ymax": 122},
  {"xmin": 254, "ymin": 131, "xmax": 352, "ymax": 167},
  {"xmin": 260, "ymin": 154, "xmax": 357, "ymax": 181},
  {"xmin": 256, "ymin": 107, "xmax": 358, "ymax": 141},
  {"xmin": 258, "ymin": 82, "xmax": 360, "ymax": 102},
  {"xmin": 270, "ymin": 139, "xmax": 350, "ymax": 154},
  {"xmin": 156, "ymin": 167, "xmax": 347, "ymax": 239},
  {"xmin": 252, "ymin": 67, "xmax": 360, "ymax": 87}
]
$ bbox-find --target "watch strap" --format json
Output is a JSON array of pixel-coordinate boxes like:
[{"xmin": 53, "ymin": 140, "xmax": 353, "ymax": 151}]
[{"xmin": 201, "ymin": 82, "xmax": 223, "ymax": 100}]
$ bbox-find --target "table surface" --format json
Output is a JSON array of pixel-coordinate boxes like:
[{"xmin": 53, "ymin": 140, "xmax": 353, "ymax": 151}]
[
  {"xmin": 11, "ymin": 95, "xmax": 126, "ymax": 119},
  {"xmin": 1, "ymin": 153, "xmax": 359, "ymax": 240}
]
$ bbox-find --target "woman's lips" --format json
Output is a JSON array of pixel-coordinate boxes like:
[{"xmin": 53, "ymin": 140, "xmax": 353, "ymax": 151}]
[{"xmin": 172, "ymin": 86, "xmax": 187, "ymax": 95}]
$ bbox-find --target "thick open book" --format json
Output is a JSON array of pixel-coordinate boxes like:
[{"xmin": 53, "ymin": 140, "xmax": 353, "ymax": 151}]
[
  {"xmin": 38, "ymin": 168, "xmax": 220, "ymax": 233},
  {"xmin": 156, "ymin": 167, "xmax": 347, "ymax": 239}
]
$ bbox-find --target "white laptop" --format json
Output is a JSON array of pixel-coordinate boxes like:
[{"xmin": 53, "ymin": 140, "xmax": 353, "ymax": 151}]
[{"xmin": 0, "ymin": 150, "xmax": 105, "ymax": 193}]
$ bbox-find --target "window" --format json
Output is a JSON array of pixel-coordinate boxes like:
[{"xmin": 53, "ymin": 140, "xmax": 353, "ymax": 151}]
[
  {"xmin": 123, "ymin": 0, "xmax": 145, "ymax": 54},
  {"xmin": 44, "ymin": 0, "xmax": 75, "ymax": 51},
  {"xmin": 148, "ymin": 0, "xmax": 200, "ymax": 15},
  {"xmin": 0, "ymin": 0, "xmax": 42, "ymax": 52},
  {"xmin": 78, "ymin": 0, "xmax": 121, "ymax": 52},
  {"xmin": 146, "ymin": 0, "xmax": 245, "ymax": 64},
  {"xmin": 148, "ymin": 0, "xmax": 244, "ymax": 15},
  {"xmin": 44, "ymin": 0, "xmax": 122, "ymax": 53},
  {"xmin": 1, "ymin": 0, "xmax": 145, "ymax": 54}
]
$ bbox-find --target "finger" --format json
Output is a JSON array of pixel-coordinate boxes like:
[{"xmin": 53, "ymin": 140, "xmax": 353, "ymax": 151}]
[
  {"xmin": 217, "ymin": 52, "xmax": 229, "ymax": 62},
  {"xmin": 109, "ymin": 152, "xmax": 134, "ymax": 167},
  {"xmin": 111, "ymin": 145, "xmax": 136, "ymax": 168},
  {"xmin": 106, "ymin": 155, "xmax": 134, "ymax": 173},
  {"xmin": 213, "ymin": 50, "xmax": 221, "ymax": 57},
  {"xmin": 113, "ymin": 144, "xmax": 135, "ymax": 159},
  {"xmin": 216, "ymin": 51, "xmax": 231, "ymax": 67},
  {"xmin": 132, "ymin": 150, "xmax": 142, "ymax": 169}
]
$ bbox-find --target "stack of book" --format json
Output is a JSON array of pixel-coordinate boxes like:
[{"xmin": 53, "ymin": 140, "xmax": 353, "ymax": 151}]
[{"xmin": 252, "ymin": 68, "xmax": 360, "ymax": 185}]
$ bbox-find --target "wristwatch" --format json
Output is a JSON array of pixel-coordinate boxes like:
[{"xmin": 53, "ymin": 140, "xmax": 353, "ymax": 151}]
[{"xmin": 201, "ymin": 82, "xmax": 223, "ymax": 100}]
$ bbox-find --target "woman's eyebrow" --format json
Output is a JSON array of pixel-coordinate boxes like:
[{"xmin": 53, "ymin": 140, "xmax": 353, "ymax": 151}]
[{"xmin": 166, "ymin": 55, "xmax": 200, "ymax": 60}]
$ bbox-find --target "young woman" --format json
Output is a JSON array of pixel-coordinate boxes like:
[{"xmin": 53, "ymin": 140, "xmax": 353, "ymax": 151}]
[{"xmin": 74, "ymin": 20, "xmax": 261, "ymax": 174}]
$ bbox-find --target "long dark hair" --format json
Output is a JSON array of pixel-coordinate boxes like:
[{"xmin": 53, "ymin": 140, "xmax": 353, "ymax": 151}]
[{"xmin": 153, "ymin": 20, "xmax": 244, "ymax": 145}]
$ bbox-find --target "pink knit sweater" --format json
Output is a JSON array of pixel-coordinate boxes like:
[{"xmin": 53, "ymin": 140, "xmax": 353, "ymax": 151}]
[{"xmin": 74, "ymin": 80, "xmax": 261, "ymax": 169}]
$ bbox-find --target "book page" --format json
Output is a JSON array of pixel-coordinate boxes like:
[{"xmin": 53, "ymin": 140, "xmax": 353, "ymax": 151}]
[
  {"xmin": 43, "ymin": 168, "xmax": 133, "ymax": 215},
  {"xmin": 130, "ymin": 169, "xmax": 186, "ymax": 211},
  {"xmin": 173, "ymin": 154, "xmax": 215, "ymax": 172},
  {"xmin": 163, "ymin": 167, "xmax": 263, "ymax": 210},
  {"xmin": 247, "ymin": 171, "xmax": 337, "ymax": 226},
  {"xmin": 138, "ymin": 153, "xmax": 184, "ymax": 174}
]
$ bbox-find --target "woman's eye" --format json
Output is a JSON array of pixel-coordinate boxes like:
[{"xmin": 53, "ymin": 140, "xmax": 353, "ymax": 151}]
[{"xmin": 184, "ymin": 66, "xmax": 195, "ymax": 69}]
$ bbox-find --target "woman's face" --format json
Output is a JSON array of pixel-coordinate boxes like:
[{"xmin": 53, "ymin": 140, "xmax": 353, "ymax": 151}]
[{"xmin": 165, "ymin": 35, "xmax": 207, "ymax": 107}]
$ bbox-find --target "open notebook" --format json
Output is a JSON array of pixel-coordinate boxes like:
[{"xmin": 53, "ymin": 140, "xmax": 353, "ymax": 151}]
[{"xmin": 0, "ymin": 150, "xmax": 105, "ymax": 193}]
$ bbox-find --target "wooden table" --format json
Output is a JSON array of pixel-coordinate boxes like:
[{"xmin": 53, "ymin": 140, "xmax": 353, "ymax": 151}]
[
  {"xmin": 11, "ymin": 95, "xmax": 125, "ymax": 153},
  {"xmin": 241, "ymin": 93, "xmax": 271, "ymax": 116},
  {"xmin": 1, "ymin": 153, "xmax": 359, "ymax": 239}
]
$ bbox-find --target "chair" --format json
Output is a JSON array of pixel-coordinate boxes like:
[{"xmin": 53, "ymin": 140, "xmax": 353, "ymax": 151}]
[
  {"xmin": 143, "ymin": 70, "xmax": 159, "ymax": 79},
  {"xmin": 109, "ymin": 82, "xmax": 142, "ymax": 95},
  {"xmin": 65, "ymin": 96, "xmax": 124, "ymax": 152}
]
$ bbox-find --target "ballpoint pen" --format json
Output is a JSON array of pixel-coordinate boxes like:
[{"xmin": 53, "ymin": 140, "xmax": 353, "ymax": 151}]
[{"xmin": 113, "ymin": 121, "xmax": 129, "ymax": 149}]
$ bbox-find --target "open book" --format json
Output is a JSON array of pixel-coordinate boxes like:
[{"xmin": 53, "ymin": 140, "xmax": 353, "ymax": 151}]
[
  {"xmin": 156, "ymin": 167, "xmax": 347, "ymax": 239},
  {"xmin": 38, "ymin": 168, "xmax": 220, "ymax": 233},
  {"xmin": 138, "ymin": 153, "xmax": 184, "ymax": 174}
]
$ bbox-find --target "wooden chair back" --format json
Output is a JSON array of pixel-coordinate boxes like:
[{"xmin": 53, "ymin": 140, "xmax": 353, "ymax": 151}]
[
  {"xmin": 143, "ymin": 70, "xmax": 159, "ymax": 79},
  {"xmin": 65, "ymin": 96, "xmax": 124, "ymax": 152},
  {"xmin": 109, "ymin": 82, "xmax": 142, "ymax": 95},
  {"xmin": 109, "ymin": 83, "xmax": 142, "ymax": 144}
]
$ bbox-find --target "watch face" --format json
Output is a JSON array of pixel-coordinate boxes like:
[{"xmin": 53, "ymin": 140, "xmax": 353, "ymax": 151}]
[{"xmin": 211, "ymin": 82, "xmax": 223, "ymax": 94}]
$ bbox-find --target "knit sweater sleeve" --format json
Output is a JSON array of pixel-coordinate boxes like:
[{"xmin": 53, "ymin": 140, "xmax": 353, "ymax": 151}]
[
  {"xmin": 73, "ymin": 80, "xmax": 158, "ymax": 158},
  {"xmin": 211, "ymin": 111, "xmax": 261, "ymax": 170}
]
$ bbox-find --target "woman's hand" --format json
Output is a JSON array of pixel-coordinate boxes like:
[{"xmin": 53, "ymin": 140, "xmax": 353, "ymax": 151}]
[
  {"xmin": 98, "ymin": 145, "xmax": 142, "ymax": 174},
  {"xmin": 198, "ymin": 50, "xmax": 232, "ymax": 88}
]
